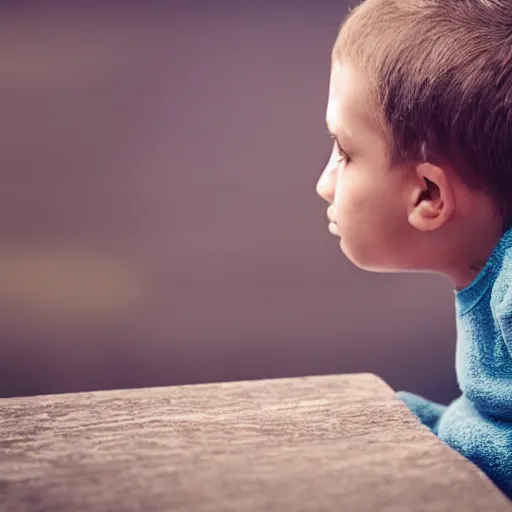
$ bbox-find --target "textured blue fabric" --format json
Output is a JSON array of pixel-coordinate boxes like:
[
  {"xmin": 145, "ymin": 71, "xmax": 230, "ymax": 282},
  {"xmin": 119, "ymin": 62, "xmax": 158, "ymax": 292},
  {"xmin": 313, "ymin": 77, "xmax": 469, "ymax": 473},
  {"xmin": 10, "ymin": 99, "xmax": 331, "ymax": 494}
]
[{"xmin": 397, "ymin": 228, "xmax": 512, "ymax": 498}]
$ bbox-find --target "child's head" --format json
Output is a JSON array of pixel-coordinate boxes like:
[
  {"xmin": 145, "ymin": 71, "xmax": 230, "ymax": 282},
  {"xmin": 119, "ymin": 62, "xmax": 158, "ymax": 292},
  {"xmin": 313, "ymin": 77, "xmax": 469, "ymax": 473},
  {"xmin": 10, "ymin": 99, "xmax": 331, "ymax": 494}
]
[{"xmin": 317, "ymin": 0, "xmax": 512, "ymax": 287}]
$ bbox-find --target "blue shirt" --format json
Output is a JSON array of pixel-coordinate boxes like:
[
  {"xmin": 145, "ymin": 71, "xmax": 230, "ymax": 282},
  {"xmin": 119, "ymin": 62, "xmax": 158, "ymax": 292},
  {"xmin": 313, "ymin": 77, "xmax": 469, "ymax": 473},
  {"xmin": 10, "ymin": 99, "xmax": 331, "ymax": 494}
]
[{"xmin": 397, "ymin": 228, "xmax": 512, "ymax": 498}]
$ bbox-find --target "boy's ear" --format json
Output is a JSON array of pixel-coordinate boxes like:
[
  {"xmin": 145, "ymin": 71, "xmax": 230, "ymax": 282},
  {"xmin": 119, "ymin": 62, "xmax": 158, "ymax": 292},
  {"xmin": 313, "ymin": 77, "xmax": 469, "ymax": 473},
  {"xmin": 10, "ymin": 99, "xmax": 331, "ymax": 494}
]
[{"xmin": 407, "ymin": 162, "xmax": 455, "ymax": 232}]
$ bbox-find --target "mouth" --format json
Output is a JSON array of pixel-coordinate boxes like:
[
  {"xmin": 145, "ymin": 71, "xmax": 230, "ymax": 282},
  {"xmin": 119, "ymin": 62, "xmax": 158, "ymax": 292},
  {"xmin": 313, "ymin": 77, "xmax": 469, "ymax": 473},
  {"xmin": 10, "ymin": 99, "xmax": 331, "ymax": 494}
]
[
  {"xmin": 328, "ymin": 221, "xmax": 340, "ymax": 236},
  {"xmin": 327, "ymin": 206, "xmax": 340, "ymax": 236}
]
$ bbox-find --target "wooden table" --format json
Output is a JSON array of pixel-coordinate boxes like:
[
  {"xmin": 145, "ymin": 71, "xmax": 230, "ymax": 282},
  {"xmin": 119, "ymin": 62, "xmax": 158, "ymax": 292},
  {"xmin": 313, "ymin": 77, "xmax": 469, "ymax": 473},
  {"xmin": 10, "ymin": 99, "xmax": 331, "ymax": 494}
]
[{"xmin": 1, "ymin": 373, "xmax": 510, "ymax": 511}]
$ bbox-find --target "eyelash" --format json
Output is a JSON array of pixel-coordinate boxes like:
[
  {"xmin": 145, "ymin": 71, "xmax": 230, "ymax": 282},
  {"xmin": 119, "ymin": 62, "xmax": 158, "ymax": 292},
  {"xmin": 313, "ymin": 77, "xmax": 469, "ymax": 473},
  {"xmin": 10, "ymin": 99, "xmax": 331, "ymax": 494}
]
[{"xmin": 327, "ymin": 133, "xmax": 350, "ymax": 163}]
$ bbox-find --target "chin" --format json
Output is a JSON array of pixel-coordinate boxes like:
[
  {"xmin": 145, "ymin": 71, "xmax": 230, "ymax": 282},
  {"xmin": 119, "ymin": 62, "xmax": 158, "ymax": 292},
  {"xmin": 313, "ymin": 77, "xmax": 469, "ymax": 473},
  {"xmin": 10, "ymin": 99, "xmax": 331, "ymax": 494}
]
[{"xmin": 339, "ymin": 239, "xmax": 401, "ymax": 273}]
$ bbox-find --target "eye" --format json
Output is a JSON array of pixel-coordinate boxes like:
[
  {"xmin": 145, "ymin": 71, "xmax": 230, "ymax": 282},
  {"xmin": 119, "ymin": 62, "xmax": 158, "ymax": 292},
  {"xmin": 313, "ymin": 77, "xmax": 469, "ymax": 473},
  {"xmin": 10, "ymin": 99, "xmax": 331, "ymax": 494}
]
[{"xmin": 329, "ymin": 135, "xmax": 350, "ymax": 164}]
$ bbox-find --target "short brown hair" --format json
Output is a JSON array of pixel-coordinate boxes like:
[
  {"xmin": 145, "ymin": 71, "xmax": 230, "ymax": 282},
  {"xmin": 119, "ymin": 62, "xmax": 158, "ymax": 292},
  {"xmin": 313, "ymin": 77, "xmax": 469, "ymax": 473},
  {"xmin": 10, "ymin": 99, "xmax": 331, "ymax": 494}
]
[{"xmin": 333, "ymin": 0, "xmax": 512, "ymax": 229}]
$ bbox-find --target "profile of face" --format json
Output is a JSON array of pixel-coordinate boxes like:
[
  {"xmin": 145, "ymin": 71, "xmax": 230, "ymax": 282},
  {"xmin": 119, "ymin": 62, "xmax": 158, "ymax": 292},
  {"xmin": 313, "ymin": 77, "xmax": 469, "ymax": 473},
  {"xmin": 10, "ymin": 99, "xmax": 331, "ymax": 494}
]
[
  {"xmin": 316, "ymin": 62, "xmax": 412, "ymax": 271},
  {"xmin": 316, "ymin": 61, "xmax": 457, "ymax": 273}
]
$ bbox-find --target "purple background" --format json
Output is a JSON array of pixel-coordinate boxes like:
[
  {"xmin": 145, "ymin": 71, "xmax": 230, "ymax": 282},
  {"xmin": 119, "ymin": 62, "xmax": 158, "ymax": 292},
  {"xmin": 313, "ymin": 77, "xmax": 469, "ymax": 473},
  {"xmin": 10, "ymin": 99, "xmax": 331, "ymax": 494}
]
[{"xmin": 0, "ymin": 1, "xmax": 459, "ymax": 403}]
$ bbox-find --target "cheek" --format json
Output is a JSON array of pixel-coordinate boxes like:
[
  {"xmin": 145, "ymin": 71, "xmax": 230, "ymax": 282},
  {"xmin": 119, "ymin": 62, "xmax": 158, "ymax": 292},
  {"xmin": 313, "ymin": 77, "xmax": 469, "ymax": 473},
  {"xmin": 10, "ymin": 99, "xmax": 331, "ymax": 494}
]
[
  {"xmin": 333, "ymin": 173, "xmax": 368, "ymax": 226},
  {"xmin": 333, "ymin": 175, "xmax": 400, "ymax": 269}
]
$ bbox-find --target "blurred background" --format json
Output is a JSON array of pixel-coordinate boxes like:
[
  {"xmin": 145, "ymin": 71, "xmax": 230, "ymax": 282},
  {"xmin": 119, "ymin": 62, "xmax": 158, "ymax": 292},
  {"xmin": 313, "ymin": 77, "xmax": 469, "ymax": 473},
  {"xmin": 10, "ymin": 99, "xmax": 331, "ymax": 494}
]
[{"xmin": 0, "ymin": 0, "xmax": 459, "ymax": 403}]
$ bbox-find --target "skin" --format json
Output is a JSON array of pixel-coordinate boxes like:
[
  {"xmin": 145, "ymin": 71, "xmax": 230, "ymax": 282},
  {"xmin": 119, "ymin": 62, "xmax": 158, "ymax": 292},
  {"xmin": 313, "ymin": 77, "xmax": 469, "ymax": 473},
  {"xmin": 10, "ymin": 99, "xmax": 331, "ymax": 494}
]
[{"xmin": 316, "ymin": 60, "xmax": 502, "ymax": 290}]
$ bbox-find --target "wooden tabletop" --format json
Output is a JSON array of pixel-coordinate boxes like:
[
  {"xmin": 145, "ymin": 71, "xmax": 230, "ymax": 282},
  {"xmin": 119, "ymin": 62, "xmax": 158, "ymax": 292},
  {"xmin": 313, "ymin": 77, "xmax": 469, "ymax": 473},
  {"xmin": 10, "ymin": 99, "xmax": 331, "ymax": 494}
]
[{"xmin": 1, "ymin": 373, "xmax": 510, "ymax": 511}]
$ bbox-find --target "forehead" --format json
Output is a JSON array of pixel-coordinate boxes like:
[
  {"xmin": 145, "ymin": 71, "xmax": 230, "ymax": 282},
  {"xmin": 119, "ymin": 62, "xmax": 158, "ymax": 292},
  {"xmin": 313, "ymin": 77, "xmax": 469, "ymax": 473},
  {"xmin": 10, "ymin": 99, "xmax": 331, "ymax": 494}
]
[{"xmin": 326, "ymin": 61, "xmax": 381, "ymax": 142}]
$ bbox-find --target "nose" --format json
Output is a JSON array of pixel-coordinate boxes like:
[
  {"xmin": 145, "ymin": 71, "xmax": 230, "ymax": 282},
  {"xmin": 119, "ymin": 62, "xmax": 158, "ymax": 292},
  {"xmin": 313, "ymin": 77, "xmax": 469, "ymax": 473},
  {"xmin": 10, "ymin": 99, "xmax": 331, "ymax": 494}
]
[{"xmin": 316, "ymin": 161, "xmax": 336, "ymax": 204}]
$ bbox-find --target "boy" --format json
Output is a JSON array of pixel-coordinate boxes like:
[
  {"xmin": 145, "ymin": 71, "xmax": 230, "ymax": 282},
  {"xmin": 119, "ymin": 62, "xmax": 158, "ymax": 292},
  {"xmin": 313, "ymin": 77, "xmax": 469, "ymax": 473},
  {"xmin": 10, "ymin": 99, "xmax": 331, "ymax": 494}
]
[{"xmin": 316, "ymin": 0, "xmax": 512, "ymax": 498}]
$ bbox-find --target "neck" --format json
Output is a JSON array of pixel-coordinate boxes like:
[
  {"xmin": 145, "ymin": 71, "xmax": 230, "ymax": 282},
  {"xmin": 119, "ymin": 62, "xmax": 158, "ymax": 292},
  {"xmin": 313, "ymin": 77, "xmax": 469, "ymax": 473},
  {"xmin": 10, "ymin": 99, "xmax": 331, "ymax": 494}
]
[
  {"xmin": 445, "ymin": 223, "xmax": 501, "ymax": 291},
  {"xmin": 435, "ymin": 186, "xmax": 504, "ymax": 290},
  {"xmin": 451, "ymin": 262, "xmax": 487, "ymax": 291}
]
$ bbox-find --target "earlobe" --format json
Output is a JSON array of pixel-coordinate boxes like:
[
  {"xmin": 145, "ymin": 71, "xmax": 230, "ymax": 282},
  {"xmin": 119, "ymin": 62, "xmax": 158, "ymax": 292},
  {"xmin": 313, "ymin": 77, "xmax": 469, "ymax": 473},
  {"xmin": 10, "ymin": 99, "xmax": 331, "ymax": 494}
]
[{"xmin": 407, "ymin": 163, "xmax": 455, "ymax": 232}]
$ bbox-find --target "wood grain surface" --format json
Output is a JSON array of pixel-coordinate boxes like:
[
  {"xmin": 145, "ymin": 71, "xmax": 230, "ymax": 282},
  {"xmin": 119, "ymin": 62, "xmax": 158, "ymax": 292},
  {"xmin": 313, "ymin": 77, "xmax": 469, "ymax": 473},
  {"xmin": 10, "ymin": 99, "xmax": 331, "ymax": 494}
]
[{"xmin": 1, "ymin": 373, "xmax": 510, "ymax": 511}]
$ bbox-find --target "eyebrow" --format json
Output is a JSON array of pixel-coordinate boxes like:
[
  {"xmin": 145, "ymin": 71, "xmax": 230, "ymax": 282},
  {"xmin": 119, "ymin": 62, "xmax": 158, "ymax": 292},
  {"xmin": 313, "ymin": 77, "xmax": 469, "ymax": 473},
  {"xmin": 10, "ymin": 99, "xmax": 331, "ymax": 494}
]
[
  {"xmin": 326, "ymin": 117, "xmax": 348, "ymax": 136},
  {"xmin": 325, "ymin": 121, "xmax": 353, "ymax": 151}
]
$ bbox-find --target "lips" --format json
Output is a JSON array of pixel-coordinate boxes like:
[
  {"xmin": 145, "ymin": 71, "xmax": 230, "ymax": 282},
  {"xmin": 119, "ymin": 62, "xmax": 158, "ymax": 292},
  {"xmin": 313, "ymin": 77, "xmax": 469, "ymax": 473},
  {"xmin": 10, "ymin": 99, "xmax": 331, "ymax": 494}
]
[
  {"xmin": 328, "ymin": 221, "xmax": 340, "ymax": 236},
  {"xmin": 326, "ymin": 205, "xmax": 340, "ymax": 236}
]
